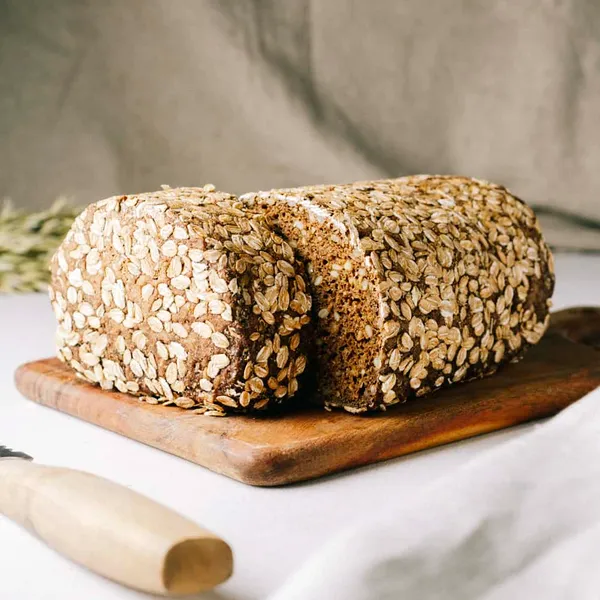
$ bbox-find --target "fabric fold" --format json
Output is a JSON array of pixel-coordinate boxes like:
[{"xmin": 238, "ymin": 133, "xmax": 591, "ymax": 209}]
[{"xmin": 269, "ymin": 386, "xmax": 600, "ymax": 600}]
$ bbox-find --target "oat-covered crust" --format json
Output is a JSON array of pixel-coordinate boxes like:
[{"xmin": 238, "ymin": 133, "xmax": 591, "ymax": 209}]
[
  {"xmin": 50, "ymin": 187, "xmax": 311, "ymax": 414},
  {"xmin": 242, "ymin": 175, "xmax": 555, "ymax": 412}
]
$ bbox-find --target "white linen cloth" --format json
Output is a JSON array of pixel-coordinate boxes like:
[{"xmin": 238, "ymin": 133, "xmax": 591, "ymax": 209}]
[{"xmin": 269, "ymin": 385, "xmax": 600, "ymax": 600}]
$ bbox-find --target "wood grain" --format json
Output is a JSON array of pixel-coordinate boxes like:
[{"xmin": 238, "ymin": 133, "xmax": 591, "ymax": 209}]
[
  {"xmin": 0, "ymin": 459, "xmax": 232, "ymax": 595},
  {"xmin": 14, "ymin": 307, "xmax": 600, "ymax": 487}
]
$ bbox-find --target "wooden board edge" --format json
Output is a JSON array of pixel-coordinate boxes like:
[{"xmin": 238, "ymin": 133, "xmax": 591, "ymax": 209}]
[
  {"xmin": 13, "ymin": 360, "xmax": 267, "ymax": 485},
  {"xmin": 14, "ymin": 355, "xmax": 600, "ymax": 487},
  {"xmin": 239, "ymin": 373, "xmax": 600, "ymax": 486}
]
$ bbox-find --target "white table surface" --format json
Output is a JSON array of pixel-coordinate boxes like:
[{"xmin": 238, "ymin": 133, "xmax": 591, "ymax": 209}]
[{"xmin": 0, "ymin": 252, "xmax": 598, "ymax": 600}]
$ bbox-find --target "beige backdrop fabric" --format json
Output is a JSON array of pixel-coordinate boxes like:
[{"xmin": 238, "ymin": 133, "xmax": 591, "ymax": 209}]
[{"xmin": 1, "ymin": 1, "xmax": 599, "ymax": 238}]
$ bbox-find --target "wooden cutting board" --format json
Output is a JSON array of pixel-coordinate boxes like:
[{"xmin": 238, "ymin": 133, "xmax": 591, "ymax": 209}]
[{"xmin": 15, "ymin": 307, "xmax": 600, "ymax": 487}]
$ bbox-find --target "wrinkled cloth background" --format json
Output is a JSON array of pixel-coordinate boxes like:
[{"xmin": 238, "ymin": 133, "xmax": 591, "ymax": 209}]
[{"xmin": 1, "ymin": 0, "xmax": 600, "ymax": 248}]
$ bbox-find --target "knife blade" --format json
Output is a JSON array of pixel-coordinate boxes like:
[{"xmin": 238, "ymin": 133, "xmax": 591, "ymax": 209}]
[{"xmin": 0, "ymin": 445, "xmax": 233, "ymax": 596}]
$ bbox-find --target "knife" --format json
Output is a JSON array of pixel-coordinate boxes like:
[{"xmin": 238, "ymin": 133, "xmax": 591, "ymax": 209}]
[{"xmin": 0, "ymin": 445, "xmax": 233, "ymax": 596}]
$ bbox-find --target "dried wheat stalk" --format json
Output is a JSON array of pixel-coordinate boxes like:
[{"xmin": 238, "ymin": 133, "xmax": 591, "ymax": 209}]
[{"xmin": 0, "ymin": 199, "xmax": 79, "ymax": 293}]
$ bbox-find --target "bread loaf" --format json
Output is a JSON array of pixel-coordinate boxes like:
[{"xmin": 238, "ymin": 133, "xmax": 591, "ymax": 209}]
[
  {"xmin": 49, "ymin": 187, "xmax": 312, "ymax": 414},
  {"xmin": 242, "ymin": 175, "xmax": 555, "ymax": 413}
]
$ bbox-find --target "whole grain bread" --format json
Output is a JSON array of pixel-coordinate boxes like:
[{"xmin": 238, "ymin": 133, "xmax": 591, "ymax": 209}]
[
  {"xmin": 49, "ymin": 186, "xmax": 312, "ymax": 414},
  {"xmin": 242, "ymin": 175, "xmax": 555, "ymax": 412}
]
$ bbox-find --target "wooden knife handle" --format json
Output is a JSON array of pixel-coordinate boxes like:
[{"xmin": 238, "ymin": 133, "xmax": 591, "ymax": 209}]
[
  {"xmin": 0, "ymin": 460, "xmax": 232, "ymax": 596},
  {"xmin": 550, "ymin": 307, "xmax": 600, "ymax": 350}
]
